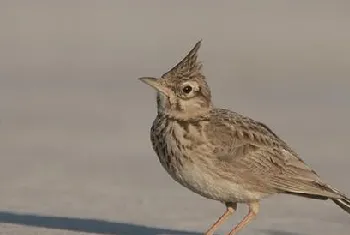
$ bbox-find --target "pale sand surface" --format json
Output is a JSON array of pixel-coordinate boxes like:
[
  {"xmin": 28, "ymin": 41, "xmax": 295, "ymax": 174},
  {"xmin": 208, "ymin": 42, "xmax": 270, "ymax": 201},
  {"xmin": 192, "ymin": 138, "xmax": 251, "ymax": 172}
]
[{"xmin": 0, "ymin": 1, "xmax": 349, "ymax": 235}]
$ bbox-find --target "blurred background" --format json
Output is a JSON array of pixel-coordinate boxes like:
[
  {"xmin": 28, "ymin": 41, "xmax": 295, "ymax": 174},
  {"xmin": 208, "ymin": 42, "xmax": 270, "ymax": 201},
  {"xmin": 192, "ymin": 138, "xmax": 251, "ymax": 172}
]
[{"xmin": 0, "ymin": 1, "xmax": 349, "ymax": 235}]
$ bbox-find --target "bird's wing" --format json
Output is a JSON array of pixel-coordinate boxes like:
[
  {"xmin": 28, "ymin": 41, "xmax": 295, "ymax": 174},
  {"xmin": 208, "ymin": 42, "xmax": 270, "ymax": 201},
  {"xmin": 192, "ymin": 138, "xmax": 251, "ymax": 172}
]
[{"xmin": 205, "ymin": 109, "xmax": 342, "ymax": 199}]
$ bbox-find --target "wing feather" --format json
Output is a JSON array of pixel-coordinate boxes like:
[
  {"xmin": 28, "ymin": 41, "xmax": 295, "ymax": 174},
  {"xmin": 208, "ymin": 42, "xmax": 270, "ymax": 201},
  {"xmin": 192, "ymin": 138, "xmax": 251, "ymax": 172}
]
[{"xmin": 206, "ymin": 109, "xmax": 341, "ymax": 199}]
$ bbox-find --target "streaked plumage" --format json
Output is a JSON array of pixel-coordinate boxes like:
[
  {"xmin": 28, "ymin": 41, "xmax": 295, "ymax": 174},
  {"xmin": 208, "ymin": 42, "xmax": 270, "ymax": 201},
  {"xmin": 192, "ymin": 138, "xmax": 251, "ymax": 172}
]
[{"xmin": 139, "ymin": 41, "xmax": 350, "ymax": 235}]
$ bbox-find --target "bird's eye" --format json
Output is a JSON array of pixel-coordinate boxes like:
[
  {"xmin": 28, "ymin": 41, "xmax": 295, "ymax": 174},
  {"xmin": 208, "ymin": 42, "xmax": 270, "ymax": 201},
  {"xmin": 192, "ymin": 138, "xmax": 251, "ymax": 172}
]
[{"xmin": 182, "ymin": 85, "xmax": 192, "ymax": 94}]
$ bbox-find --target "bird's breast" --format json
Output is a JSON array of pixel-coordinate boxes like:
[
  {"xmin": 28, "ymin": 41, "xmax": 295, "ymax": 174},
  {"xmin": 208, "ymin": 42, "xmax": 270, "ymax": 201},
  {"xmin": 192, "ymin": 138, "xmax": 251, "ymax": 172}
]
[{"xmin": 151, "ymin": 117, "xmax": 194, "ymax": 177}]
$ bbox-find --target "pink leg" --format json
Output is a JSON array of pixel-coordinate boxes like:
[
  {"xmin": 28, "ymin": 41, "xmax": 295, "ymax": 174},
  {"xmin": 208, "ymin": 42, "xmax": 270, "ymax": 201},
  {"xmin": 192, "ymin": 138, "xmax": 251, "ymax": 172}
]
[
  {"xmin": 205, "ymin": 202, "xmax": 237, "ymax": 235},
  {"xmin": 227, "ymin": 201, "xmax": 260, "ymax": 235}
]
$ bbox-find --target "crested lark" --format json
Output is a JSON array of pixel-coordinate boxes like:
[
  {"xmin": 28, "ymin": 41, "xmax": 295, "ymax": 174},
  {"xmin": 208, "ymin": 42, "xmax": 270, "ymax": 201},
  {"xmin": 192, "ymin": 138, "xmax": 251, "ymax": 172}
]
[{"xmin": 139, "ymin": 41, "xmax": 350, "ymax": 235}]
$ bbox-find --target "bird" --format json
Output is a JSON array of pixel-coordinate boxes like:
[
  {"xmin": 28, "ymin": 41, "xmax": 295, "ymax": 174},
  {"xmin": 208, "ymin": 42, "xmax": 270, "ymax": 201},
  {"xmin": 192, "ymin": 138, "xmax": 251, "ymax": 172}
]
[{"xmin": 138, "ymin": 40, "xmax": 350, "ymax": 235}]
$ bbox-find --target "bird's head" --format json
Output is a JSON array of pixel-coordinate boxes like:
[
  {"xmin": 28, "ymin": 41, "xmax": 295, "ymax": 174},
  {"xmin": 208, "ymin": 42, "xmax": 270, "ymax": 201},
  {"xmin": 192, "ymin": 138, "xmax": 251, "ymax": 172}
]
[{"xmin": 139, "ymin": 41, "xmax": 213, "ymax": 120}]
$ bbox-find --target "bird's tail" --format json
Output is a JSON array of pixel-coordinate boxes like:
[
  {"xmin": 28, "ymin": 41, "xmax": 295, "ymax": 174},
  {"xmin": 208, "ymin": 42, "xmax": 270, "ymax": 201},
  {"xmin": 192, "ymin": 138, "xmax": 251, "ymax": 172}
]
[
  {"xmin": 327, "ymin": 185, "xmax": 350, "ymax": 215},
  {"xmin": 333, "ymin": 198, "xmax": 350, "ymax": 214}
]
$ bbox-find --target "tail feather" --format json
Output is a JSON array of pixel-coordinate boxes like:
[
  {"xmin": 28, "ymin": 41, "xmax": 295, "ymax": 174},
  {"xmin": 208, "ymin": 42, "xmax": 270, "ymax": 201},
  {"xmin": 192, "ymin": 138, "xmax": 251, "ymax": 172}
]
[
  {"xmin": 281, "ymin": 178, "xmax": 350, "ymax": 215},
  {"xmin": 333, "ymin": 198, "xmax": 350, "ymax": 214},
  {"xmin": 326, "ymin": 185, "xmax": 350, "ymax": 215}
]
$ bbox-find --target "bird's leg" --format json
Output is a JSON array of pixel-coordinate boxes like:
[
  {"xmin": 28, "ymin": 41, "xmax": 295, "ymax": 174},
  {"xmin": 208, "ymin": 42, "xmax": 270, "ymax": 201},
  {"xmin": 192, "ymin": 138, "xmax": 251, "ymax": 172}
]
[
  {"xmin": 204, "ymin": 202, "xmax": 237, "ymax": 235},
  {"xmin": 227, "ymin": 201, "xmax": 260, "ymax": 235}
]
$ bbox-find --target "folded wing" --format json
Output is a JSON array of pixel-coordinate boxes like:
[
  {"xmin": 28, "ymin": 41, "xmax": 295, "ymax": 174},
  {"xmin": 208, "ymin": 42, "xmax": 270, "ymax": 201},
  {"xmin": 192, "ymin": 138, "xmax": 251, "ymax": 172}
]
[{"xmin": 206, "ymin": 109, "xmax": 344, "ymax": 200}]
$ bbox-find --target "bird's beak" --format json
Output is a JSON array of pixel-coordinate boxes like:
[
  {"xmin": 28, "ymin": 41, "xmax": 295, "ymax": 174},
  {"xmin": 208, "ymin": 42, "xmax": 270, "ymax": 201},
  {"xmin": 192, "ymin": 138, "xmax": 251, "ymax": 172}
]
[{"xmin": 138, "ymin": 77, "xmax": 169, "ymax": 95}]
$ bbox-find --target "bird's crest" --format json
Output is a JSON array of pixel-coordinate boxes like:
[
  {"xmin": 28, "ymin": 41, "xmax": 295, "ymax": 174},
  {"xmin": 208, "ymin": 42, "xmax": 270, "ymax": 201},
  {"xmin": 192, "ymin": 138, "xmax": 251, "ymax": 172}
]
[{"xmin": 162, "ymin": 40, "xmax": 203, "ymax": 80}]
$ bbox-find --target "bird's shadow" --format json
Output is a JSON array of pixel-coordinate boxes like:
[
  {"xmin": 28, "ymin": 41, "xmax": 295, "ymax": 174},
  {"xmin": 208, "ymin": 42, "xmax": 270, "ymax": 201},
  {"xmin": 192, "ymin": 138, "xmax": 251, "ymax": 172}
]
[
  {"xmin": 259, "ymin": 229, "xmax": 305, "ymax": 235},
  {"xmin": 0, "ymin": 211, "xmax": 304, "ymax": 235},
  {"xmin": 0, "ymin": 211, "xmax": 200, "ymax": 235}
]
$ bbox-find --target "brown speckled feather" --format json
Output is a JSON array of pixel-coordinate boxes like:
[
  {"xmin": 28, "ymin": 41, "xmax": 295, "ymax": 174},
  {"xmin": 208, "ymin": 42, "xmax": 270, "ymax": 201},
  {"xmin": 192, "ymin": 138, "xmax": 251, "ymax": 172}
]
[{"xmin": 205, "ymin": 108, "xmax": 343, "ymax": 199}]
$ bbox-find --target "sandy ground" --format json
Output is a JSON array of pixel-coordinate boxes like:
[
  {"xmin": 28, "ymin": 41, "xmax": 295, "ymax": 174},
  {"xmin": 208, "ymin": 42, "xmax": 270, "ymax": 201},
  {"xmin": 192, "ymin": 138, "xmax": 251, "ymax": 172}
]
[{"xmin": 0, "ymin": 1, "xmax": 349, "ymax": 235}]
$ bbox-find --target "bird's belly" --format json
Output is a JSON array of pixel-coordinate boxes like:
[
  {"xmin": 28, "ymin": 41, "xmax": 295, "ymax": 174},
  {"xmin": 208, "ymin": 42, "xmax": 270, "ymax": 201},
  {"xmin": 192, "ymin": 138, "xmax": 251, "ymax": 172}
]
[
  {"xmin": 175, "ymin": 163, "xmax": 267, "ymax": 203},
  {"xmin": 154, "ymin": 142, "xmax": 267, "ymax": 202}
]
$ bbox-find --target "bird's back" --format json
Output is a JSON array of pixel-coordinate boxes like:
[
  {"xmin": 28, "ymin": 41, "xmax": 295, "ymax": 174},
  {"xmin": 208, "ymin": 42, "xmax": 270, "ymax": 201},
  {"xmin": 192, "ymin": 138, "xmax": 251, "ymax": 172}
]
[{"xmin": 205, "ymin": 108, "xmax": 348, "ymax": 200}]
